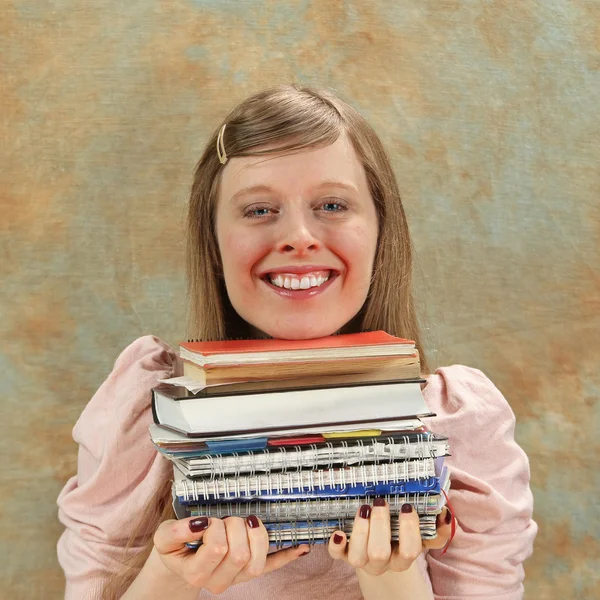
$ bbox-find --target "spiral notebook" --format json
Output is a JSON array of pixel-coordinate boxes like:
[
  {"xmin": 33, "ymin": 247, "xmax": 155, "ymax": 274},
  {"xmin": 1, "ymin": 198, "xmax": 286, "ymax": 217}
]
[
  {"xmin": 176, "ymin": 454, "xmax": 439, "ymax": 482},
  {"xmin": 173, "ymin": 436, "xmax": 449, "ymax": 477},
  {"xmin": 181, "ymin": 489, "xmax": 449, "ymax": 521},
  {"xmin": 174, "ymin": 462, "xmax": 447, "ymax": 503},
  {"xmin": 184, "ymin": 517, "xmax": 439, "ymax": 550}
]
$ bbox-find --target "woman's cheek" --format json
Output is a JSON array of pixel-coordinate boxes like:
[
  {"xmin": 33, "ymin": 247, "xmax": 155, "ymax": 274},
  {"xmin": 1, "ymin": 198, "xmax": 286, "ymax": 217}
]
[
  {"xmin": 333, "ymin": 231, "xmax": 377, "ymax": 268},
  {"xmin": 224, "ymin": 230, "xmax": 267, "ymax": 267}
]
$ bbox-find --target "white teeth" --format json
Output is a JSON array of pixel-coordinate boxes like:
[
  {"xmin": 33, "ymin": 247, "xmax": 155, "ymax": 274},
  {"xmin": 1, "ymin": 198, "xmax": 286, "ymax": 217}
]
[{"xmin": 269, "ymin": 272, "xmax": 331, "ymax": 290}]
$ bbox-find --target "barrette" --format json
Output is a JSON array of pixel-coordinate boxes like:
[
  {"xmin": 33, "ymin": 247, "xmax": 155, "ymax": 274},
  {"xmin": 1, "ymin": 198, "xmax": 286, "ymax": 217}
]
[{"xmin": 217, "ymin": 123, "xmax": 228, "ymax": 164}]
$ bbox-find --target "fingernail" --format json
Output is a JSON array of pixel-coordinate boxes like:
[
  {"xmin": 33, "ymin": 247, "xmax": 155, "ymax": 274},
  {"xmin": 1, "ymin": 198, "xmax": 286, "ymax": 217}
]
[
  {"xmin": 359, "ymin": 504, "xmax": 372, "ymax": 519},
  {"xmin": 189, "ymin": 517, "xmax": 209, "ymax": 532},
  {"xmin": 373, "ymin": 497, "xmax": 386, "ymax": 507},
  {"xmin": 246, "ymin": 515, "xmax": 260, "ymax": 529},
  {"xmin": 445, "ymin": 509, "xmax": 452, "ymax": 524},
  {"xmin": 221, "ymin": 515, "xmax": 230, "ymax": 520},
  {"xmin": 401, "ymin": 503, "xmax": 413, "ymax": 514},
  {"xmin": 333, "ymin": 533, "xmax": 344, "ymax": 545},
  {"xmin": 300, "ymin": 550, "xmax": 310, "ymax": 556}
]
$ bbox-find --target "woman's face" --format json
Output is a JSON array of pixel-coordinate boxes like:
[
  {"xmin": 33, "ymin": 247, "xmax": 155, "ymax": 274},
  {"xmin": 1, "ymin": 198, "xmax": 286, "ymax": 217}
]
[{"xmin": 215, "ymin": 133, "xmax": 379, "ymax": 340}]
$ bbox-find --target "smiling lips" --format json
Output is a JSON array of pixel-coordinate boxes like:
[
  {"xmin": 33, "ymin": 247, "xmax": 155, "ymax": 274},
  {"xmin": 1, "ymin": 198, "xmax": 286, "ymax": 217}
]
[{"xmin": 261, "ymin": 267, "xmax": 338, "ymax": 292}]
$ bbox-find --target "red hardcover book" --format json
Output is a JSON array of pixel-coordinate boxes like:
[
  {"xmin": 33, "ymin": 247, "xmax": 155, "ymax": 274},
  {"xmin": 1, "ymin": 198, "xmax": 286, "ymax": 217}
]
[{"xmin": 180, "ymin": 330, "xmax": 416, "ymax": 367}]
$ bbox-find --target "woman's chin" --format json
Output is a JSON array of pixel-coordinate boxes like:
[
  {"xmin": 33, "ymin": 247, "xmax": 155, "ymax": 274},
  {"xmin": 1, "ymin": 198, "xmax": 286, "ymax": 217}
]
[{"xmin": 255, "ymin": 321, "xmax": 344, "ymax": 340}]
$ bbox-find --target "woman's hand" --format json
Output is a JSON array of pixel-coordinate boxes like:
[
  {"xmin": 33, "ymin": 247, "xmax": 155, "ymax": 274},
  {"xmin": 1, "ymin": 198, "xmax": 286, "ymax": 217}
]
[
  {"xmin": 153, "ymin": 515, "xmax": 310, "ymax": 594},
  {"xmin": 327, "ymin": 499, "xmax": 452, "ymax": 576}
]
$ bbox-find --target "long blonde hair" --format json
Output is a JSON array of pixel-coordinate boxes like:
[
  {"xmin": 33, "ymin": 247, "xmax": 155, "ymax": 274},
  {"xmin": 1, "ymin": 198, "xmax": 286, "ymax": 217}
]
[{"xmin": 103, "ymin": 84, "xmax": 428, "ymax": 598}]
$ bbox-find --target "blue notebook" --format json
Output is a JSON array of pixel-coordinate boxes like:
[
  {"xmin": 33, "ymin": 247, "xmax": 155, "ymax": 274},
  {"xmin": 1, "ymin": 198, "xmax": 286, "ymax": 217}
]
[{"xmin": 175, "ymin": 465, "xmax": 447, "ymax": 504}]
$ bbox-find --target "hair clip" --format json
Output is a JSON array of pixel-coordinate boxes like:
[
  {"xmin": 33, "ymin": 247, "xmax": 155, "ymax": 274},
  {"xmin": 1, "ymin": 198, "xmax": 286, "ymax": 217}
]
[{"xmin": 217, "ymin": 123, "xmax": 228, "ymax": 164}]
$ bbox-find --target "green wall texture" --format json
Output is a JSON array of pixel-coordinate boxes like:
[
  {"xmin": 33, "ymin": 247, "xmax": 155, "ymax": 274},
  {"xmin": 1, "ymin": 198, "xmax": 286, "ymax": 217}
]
[{"xmin": 1, "ymin": 1, "xmax": 599, "ymax": 598}]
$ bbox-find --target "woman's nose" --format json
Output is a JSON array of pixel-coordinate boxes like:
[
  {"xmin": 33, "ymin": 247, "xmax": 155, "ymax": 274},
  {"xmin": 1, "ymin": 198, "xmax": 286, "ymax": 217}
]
[{"xmin": 274, "ymin": 216, "xmax": 321, "ymax": 255}]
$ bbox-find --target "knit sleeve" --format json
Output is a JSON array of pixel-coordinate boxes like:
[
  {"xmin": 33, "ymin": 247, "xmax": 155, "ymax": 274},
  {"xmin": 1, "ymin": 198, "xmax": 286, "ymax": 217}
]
[
  {"xmin": 421, "ymin": 366, "xmax": 538, "ymax": 600},
  {"xmin": 56, "ymin": 336, "xmax": 178, "ymax": 600}
]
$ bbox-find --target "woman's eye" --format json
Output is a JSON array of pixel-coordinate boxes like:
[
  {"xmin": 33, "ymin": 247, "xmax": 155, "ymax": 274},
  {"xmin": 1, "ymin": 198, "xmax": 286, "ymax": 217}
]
[
  {"xmin": 320, "ymin": 200, "xmax": 347, "ymax": 212},
  {"xmin": 243, "ymin": 206, "xmax": 271, "ymax": 218}
]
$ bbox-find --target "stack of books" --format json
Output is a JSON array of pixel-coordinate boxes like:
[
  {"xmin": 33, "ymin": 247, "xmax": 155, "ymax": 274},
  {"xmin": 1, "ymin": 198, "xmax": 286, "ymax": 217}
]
[{"xmin": 149, "ymin": 331, "xmax": 450, "ymax": 550}]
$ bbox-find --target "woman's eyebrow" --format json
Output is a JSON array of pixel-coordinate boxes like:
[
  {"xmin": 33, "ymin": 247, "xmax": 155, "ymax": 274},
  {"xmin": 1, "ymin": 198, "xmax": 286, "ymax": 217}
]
[
  {"xmin": 230, "ymin": 185, "xmax": 275, "ymax": 203},
  {"xmin": 230, "ymin": 180, "xmax": 360, "ymax": 203}
]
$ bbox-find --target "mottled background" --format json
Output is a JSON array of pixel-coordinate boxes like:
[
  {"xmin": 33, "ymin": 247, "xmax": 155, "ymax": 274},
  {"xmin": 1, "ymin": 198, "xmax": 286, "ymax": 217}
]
[{"xmin": 1, "ymin": 1, "xmax": 598, "ymax": 598}]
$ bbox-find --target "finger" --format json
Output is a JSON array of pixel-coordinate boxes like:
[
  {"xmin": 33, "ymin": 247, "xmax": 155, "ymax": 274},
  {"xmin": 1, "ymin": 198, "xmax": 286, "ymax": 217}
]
[
  {"xmin": 347, "ymin": 504, "xmax": 372, "ymax": 570},
  {"xmin": 390, "ymin": 503, "xmax": 422, "ymax": 572},
  {"xmin": 327, "ymin": 530, "xmax": 348, "ymax": 560},
  {"xmin": 423, "ymin": 506, "xmax": 453, "ymax": 551},
  {"xmin": 182, "ymin": 517, "xmax": 229, "ymax": 588},
  {"xmin": 154, "ymin": 516, "xmax": 211, "ymax": 555},
  {"xmin": 364, "ymin": 497, "xmax": 391, "ymax": 575},
  {"xmin": 232, "ymin": 515, "xmax": 270, "ymax": 582},
  {"xmin": 263, "ymin": 544, "xmax": 311, "ymax": 574},
  {"xmin": 202, "ymin": 517, "xmax": 251, "ymax": 593}
]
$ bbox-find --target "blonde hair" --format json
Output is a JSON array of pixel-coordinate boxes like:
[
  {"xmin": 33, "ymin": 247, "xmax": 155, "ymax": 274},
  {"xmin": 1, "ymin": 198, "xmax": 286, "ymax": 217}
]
[{"xmin": 103, "ymin": 84, "xmax": 428, "ymax": 598}]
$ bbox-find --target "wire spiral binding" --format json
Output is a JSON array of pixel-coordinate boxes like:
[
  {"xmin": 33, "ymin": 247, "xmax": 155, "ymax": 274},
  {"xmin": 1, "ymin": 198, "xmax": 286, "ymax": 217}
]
[
  {"xmin": 182, "ymin": 436, "xmax": 444, "ymax": 479},
  {"xmin": 179, "ymin": 460, "xmax": 439, "ymax": 501}
]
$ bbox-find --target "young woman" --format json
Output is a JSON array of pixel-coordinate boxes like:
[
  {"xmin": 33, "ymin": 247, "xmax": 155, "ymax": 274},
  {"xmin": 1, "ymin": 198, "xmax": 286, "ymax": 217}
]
[{"xmin": 57, "ymin": 85, "xmax": 537, "ymax": 600}]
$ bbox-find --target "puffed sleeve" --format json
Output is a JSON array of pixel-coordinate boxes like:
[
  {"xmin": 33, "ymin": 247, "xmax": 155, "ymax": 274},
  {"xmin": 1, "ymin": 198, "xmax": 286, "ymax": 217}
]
[
  {"xmin": 56, "ymin": 336, "xmax": 179, "ymax": 600},
  {"xmin": 421, "ymin": 365, "xmax": 537, "ymax": 600}
]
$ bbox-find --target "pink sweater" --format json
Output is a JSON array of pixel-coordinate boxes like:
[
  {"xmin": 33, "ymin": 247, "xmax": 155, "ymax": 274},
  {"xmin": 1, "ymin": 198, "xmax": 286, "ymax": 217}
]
[{"xmin": 57, "ymin": 336, "xmax": 537, "ymax": 599}]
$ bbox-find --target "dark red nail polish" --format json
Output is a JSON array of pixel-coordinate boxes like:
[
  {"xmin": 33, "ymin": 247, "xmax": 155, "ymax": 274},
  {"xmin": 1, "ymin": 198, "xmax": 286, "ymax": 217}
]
[
  {"xmin": 246, "ymin": 515, "xmax": 260, "ymax": 529},
  {"xmin": 445, "ymin": 509, "xmax": 452, "ymax": 524},
  {"xmin": 359, "ymin": 504, "xmax": 372, "ymax": 519},
  {"xmin": 189, "ymin": 517, "xmax": 209, "ymax": 532},
  {"xmin": 401, "ymin": 503, "xmax": 413, "ymax": 514},
  {"xmin": 300, "ymin": 550, "xmax": 310, "ymax": 556},
  {"xmin": 373, "ymin": 497, "xmax": 386, "ymax": 507},
  {"xmin": 333, "ymin": 533, "xmax": 344, "ymax": 545},
  {"xmin": 221, "ymin": 515, "xmax": 230, "ymax": 520}
]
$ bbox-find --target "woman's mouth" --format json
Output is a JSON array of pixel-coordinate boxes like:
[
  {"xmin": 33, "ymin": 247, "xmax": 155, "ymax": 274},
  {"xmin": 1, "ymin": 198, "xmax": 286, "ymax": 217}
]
[{"xmin": 260, "ymin": 269, "xmax": 339, "ymax": 298}]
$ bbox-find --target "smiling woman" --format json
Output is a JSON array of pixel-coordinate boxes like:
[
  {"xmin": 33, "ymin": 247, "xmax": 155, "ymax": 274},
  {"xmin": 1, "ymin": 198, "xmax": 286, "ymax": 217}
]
[
  {"xmin": 57, "ymin": 85, "xmax": 537, "ymax": 600},
  {"xmin": 186, "ymin": 85, "xmax": 420, "ymax": 350}
]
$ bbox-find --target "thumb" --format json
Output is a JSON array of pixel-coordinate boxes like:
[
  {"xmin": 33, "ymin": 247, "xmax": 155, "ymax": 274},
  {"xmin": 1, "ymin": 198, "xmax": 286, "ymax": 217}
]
[
  {"xmin": 423, "ymin": 506, "xmax": 453, "ymax": 551},
  {"xmin": 263, "ymin": 544, "xmax": 311, "ymax": 574},
  {"xmin": 154, "ymin": 516, "xmax": 212, "ymax": 555}
]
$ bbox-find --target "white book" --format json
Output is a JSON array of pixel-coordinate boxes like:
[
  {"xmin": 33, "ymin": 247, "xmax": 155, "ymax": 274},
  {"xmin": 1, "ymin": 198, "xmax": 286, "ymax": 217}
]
[{"xmin": 152, "ymin": 381, "xmax": 432, "ymax": 437}]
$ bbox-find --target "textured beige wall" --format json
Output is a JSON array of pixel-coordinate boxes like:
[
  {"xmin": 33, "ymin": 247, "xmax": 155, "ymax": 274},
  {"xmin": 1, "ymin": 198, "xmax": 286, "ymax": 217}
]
[{"xmin": 1, "ymin": 1, "xmax": 599, "ymax": 598}]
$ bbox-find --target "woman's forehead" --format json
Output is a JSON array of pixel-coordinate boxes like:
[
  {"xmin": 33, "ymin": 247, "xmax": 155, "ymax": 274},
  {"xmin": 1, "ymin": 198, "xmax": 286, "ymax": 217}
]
[{"xmin": 219, "ymin": 135, "xmax": 368, "ymax": 199}]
